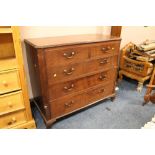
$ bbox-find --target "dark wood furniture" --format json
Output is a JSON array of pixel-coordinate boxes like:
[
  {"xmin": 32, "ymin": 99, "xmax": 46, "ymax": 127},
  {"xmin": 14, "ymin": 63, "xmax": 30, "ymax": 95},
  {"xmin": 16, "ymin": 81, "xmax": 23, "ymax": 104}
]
[
  {"xmin": 143, "ymin": 67, "xmax": 155, "ymax": 105},
  {"xmin": 25, "ymin": 34, "xmax": 121, "ymax": 128},
  {"xmin": 111, "ymin": 26, "xmax": 122, "ymax": 37}
]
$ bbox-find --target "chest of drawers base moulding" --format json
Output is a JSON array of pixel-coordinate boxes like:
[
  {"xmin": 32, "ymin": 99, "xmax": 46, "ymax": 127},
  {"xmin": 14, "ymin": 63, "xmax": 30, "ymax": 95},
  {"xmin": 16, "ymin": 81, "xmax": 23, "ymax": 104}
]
[{"xmin": 25, "ymin": 34, "xmax": 121, "ymax": 128}]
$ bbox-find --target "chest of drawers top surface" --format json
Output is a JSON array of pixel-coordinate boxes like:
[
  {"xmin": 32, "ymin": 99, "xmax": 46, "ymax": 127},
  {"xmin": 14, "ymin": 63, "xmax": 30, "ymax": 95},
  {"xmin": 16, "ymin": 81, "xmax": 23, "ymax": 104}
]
[{"xmin": 25, "ymin": 34, "xmax": 121, "ymax": 48}]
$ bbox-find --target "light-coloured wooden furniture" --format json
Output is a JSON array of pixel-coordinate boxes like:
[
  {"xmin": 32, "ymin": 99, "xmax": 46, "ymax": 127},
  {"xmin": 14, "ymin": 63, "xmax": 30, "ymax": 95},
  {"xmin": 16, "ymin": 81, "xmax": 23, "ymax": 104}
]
[
  {"xmin": 119, "ymin": 42, "xmax": 153, "ymax": 91},
  {"xmin": 25, "ymin": 34, "xmax": 121, "ymax": 128},
  {"xmin": 143, "ymin": 66, "xmax": 155, "ymax": 105},
  {"xmin": 0, "ymin": 26, "xmax": 36, "ymax": 129}
]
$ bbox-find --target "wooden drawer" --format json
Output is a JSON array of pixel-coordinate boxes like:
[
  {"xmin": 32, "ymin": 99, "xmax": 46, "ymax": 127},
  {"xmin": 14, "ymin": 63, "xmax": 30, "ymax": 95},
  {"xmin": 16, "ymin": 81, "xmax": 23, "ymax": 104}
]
[
  {"xmin": 45, "ymin": 45, "xmax": 89, "ymax": 67},
  {"xmin": 49, "ymin": 70, "xmax": 113, "ymax": 100},
  {"xmin": 91, "ymin": 41, "xmax": 120, "ymax": 58},
  {"xmin": 47, "ymin": 56, "xmax": 112, "ymax": 83},
  {"xmin": 0, "ymin": 70, "xmax": 21, "ymax": 95},
  {"xmin": 86, "ymin": 83, "xmax": 114, "ymax": 104},
  {"xmin": 51, "ymin": 93, "xmax": 85, "ymax": 118},
  {"xmin": 0, "ymin": 110, "xmax": 27, "ymax": 128},
  {"xmin": 0, "ymin": 91, "xmax": 24, "ymax": 115},
  {"xmin": 47, "ymin": 63, "xmax": 83, "ymax": 83},
  {"xmin": 86, "ymin": 56, "xmax": 113, "ymax": 72}
]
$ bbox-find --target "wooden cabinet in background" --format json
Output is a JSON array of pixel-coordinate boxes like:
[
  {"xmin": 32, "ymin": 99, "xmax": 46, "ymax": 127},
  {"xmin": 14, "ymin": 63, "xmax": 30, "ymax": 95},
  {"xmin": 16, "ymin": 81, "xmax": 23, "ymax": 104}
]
[
  {"xmin": 25, "ymin": 34, "xmax": 121, "ymax": 128},
  {"xmin": 0, "ymin": 26, "xmax": 36, "ymax": 129}
]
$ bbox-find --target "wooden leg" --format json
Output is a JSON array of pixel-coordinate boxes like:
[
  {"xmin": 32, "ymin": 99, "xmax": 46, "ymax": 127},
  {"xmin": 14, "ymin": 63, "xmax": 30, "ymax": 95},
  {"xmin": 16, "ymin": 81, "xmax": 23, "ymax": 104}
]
[
  {"xmin": 142, "ymin": 101, "xmax": 148, "ymax": 106},
  {"xmin": 137, "ymin": 82, "xmax": 143, "ymax": 92},
  {"xmin": 45, "ymin": 119, "xmax": 56, "ymax": 129},
  {"xmin": 110, "ymin": 96, "xmax": 116, "ymax": 102},
  {"xmin": 118, "ymin": 71, "xmax": 123, "ymax": 82}
]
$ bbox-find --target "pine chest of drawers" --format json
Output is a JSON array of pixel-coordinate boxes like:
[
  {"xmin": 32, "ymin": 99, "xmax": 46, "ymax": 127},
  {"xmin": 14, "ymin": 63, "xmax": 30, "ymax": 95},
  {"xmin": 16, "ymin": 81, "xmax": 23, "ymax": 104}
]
[
  {"xmin": 0, "ymin": 26, "xmax": 36, "ymax": 129},
  {"xmin": 25, "ymin": 34, "xmax": 121, "ymax": 128}
]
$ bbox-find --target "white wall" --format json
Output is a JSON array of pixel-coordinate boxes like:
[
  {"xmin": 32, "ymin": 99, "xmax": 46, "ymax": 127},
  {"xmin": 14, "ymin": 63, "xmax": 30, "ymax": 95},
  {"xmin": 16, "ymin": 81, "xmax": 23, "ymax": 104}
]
[
  {"xmin": 121, "ymin": 26, "xmax": 155, "ymax": 47},
  {"xmin": 20, "ymin": 26, "xmax": 111, "ymax": 98}
]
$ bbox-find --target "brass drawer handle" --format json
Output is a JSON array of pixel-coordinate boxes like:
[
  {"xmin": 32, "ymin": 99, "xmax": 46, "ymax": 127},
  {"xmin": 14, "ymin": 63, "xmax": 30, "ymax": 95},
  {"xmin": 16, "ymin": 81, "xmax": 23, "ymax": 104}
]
[
  {"xmin": 64, "ymin": 67, "xmax": 75, "ymax": 75},
  {"xmin": 98, "ymin": 88, "xmax": 105, "ymax": 93},
  {"xmin": 64, "ymin": 84, "xmax": 74, "ymax": 91},
  {"xmin": 100, "ymin": 59, "xmax": 109, "ymax": 64},
  {"xmin": 101, "ymin": 47, "xmax": 109, "ymax": 52},
  {"xmin": 99, "ymin": 75, "xmax": 107, "ymax": 80},
  {"xmin": 7, "ymin": 117, "xmax": 17, "ymax": 125},
  {"xmin": 64, "ymin": 100, "xmax": 74, "ymax": 108},
  {"xmin": 63, "ymin": 51, "xmax": 76, "ymax": 59},
  {"xmin": 101, "ymin": 46, "xmax": 114, "ymax": 52}
]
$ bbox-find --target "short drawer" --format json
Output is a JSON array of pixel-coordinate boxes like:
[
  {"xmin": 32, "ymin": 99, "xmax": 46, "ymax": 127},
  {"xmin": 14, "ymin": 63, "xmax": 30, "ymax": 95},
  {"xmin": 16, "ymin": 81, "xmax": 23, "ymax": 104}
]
[
  {"xmin": 51, "ymin": 93, "xmax": 85, "ymax": 118},
  {"xmin": 86, "ymin": 83, "xmax": 114, "ymax": 104},
  {"xmin": 47, "ymin": 57, "xmax": 112, "ymax": 84},
  {"xmin": 0, "ymin": 91, "xmax": 25, "ymax": 115},
  {"xmin": 49, "ymin": 70, "xmax": 113, "ymax": 100},
  {"xmin": 0, "ymin": 70, "xmax": 21, "ymax": 95},
  {"xmin": 91, "ymin": 41, "xmax": 120, "ymax": 58},
  {"xmin": 45, "ymin": 45, "xmax": 89, "ymax": 67},
  {"xmin": 85, "ymin": 56, "xmax": 113, "ymax": 72},
  {"xmin": 0, "ymin": 110, "xmax": 27, "ymax": 128}
]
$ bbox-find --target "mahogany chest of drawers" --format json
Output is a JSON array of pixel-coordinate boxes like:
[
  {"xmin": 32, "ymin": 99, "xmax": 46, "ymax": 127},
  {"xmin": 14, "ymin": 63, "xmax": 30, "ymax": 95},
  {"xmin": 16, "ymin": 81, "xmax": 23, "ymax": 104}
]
[{"xmin": 25, "ymin": 34, "xmax": 121, "ymax": 128}]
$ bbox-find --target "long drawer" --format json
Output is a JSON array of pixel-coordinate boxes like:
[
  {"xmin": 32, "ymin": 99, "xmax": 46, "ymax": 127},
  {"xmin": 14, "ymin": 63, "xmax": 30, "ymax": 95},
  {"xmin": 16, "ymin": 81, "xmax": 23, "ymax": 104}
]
[
  {"xmin": 0, "ymin": 110, "xmax": 27, "ymax": 128},
  {"xmin": 0, "ymin": 91, "xmax": 24, "ymax": 115},
  {"xmin": 0, "ymin": 70, "xmax": 21, "ymax": 95},
  {"xmin": 51, "ymin": 93, "xmax": 85, "ymax": 118},
  {"xmin": 49, "ymin": 69, "xmax": 115, "ymax": 100},
  {"xmin": 47, "ymin": 56, "xmax": 113, "ymax": 84},
  {"xmin": 50, "ymin": 83, "xmax": 114, "ymax": 118}
]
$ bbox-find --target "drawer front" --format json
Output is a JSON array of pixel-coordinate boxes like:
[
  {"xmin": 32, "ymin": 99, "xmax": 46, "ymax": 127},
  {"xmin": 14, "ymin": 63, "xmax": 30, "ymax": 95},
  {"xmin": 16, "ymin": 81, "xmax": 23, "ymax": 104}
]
[
  {"xmin": 47, "ymin": 57, "xmax": 112, "ymax": 84},
  {"xmin": 51, "ymin": 82, "xmax": 115, "ymax": 118},
  {"xmin": 47, "ymin": 63, "xmax": 83, "ymax": 83},
  {"xmin": 0, "ymin": 110, "xmax": 27, "ymax": 128},
  {"xmin": 49, "ymin": 70, "xmax": 113, "ymax": 100},
  {"xmin": 0, "ymin": 70, "xmax": 21, "ymax": 95},
  {"xmin": 86, "ymin": 56, "xmax": 112, "ymax": 72},
  {"xmin": 86, "ymin": 83, "xmax": 114, "ymax": 104},
  {"xmin": 91, "ymin": 41, "xmax": 120, "ymax": 58},
  {"xmin": 45, "ymin": 46, "xmax": 89, "ymax": 67},
  {"xmin": 0, "ymin": 91, "xmax": 24, "ymax": 115},
  {"xmin": 51, "ymin": 93, "xmax": 85, "ymax": 118}
]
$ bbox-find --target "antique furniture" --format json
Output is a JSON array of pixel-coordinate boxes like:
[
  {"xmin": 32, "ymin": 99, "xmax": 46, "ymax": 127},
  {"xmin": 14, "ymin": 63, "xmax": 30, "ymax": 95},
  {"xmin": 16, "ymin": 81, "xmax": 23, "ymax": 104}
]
[
  {"xmin": 25, "ymin": 34, "xmax": 121, "ymax": 128},
  {"xmin": 0, "ymin": 26, "xmax": 36, "ymax": 129},
  {"xmin": 119, "ymin": 42, "xmax": 154, "ymax": 91},
  {"xmin": 143, "ymin": 66, "xmax": 155, "ymax": 106}
]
